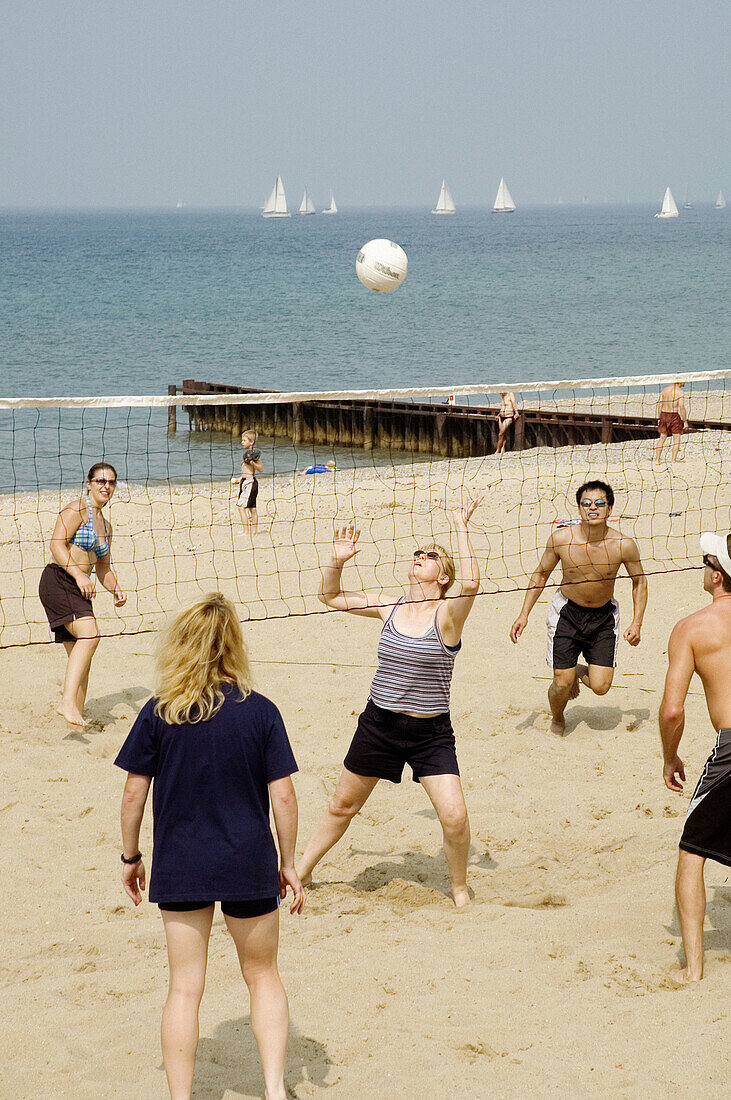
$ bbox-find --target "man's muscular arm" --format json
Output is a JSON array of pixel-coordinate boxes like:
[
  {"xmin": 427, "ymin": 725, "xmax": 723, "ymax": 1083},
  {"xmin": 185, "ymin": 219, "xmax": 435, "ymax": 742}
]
[
  {"xmin": 659, "ymin": 619, "xmax": 696, "ymax": 792},
  {"xmin": 622, "ymin": 538, "xmax": 647, "ymax": 646}
]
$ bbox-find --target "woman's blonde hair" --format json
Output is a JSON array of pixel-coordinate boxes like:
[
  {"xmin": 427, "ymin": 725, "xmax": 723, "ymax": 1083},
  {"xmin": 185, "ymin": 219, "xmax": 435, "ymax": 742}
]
[{"xmin": 154, "ymin": 593, "xmax": 253, "ymax": 725}]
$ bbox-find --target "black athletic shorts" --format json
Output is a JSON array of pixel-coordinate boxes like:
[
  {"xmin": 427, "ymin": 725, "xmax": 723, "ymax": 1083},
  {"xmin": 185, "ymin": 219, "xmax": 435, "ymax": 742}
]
[
  {"xmin": 237, "ymin": 478, "xmax": 258, "ymax": 509},
  {"xmin": 546, "ymin": 591, "xmax": 619, "ymax": 670},
  {"xmin": 158, "ymin": 897, "xmax": 279, "ymax": 917},
  {"xmin": 344, "ymin": 698, "xmax": 459, "ymax": 785},
  {"xmin": 679, "ymin": 728, "xmax": 731, "ymax": 868}
]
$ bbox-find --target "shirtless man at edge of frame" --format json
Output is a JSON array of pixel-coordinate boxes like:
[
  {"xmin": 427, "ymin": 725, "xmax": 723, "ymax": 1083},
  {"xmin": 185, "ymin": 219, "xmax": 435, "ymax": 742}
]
[
  {"xmin": 659, "ymin": 530, "xmax": 731, "ymax": 983},
  {"xmin": 655, "ymin": 381, "xmax": 687, "ymax": 464},
  {"xmin": 509, "ymin": 479, "xmax": 647, "ymax": 735}
]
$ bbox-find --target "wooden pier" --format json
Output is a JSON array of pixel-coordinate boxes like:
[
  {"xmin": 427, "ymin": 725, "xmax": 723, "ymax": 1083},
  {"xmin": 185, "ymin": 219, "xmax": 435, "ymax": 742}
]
[{"xmin": 170, "ymin": 379, "xmax": 730, "ymax": 458}]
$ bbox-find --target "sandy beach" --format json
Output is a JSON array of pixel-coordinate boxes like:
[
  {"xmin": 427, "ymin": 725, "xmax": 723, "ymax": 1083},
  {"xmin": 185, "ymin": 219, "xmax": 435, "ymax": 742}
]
[{"xmin": 3, "ymin": 435, "xmax": 731, "ymax": 1098}]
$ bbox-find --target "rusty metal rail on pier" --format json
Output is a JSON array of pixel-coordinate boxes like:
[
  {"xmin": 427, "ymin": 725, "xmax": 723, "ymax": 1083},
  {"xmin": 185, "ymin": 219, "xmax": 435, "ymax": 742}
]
[{"xmin": 168, "ymin": 380, "xmax": 730, "ymax": 458}]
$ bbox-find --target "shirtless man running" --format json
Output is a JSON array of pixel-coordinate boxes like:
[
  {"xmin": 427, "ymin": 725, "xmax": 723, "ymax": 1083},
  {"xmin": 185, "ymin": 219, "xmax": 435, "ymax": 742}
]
[
  {"xmin": 659, "ymin": 531, "xmax": 731, "ymax": 983},
  {"xmin": 655, "ymin": 381, "xmax": 687, "ymax": 464},
  {"xmin": 509, "ymin": 480, "xmax": 647, "ymax": 734},
  {"xmin": 496, "ymin": 391, "xmax": 519, "ymax": 455}
]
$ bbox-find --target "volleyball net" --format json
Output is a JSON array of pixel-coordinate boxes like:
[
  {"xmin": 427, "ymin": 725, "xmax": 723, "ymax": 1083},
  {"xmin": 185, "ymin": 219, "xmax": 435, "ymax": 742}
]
[{"xmin": 1, "ymin": 369, "xmax": 729, "ymax": 647}]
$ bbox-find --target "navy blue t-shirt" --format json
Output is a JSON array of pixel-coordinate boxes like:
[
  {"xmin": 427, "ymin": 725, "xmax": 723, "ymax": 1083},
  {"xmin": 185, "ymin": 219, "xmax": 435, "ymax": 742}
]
[{"xmin": 114, "ymin": 686, "xmax": 297, "ymax": 903}]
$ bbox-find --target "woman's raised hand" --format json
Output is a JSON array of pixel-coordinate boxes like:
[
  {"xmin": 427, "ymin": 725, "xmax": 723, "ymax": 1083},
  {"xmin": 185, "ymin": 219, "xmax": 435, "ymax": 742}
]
[
  {"xmin": 331, "ymin": 523, "xmax": 360, "ymax": 564},
  {"xmin": 452, "ymin": 491, "xmax": 484, "ymax": 528}
]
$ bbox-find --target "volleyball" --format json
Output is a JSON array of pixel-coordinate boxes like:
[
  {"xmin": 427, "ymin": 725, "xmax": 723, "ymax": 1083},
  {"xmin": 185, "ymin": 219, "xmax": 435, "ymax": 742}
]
[{"xmin": 355, "ymin": 239, "xmax": 408, "ymax": 292}]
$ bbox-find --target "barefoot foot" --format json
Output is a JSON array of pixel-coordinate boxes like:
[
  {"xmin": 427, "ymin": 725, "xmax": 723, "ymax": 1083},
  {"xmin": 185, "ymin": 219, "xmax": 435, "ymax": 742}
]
[
  {"xmin": 550, "ymin": 716, "xmax": 567, "ymax": 736},
  {"xmin": 670, "ymin": 967, "xmax": 702, "ymax": 985},
  {"xmin": 58, "ymin": 702, "xmax": 87, "ymax": 728},
  {"xmin": 452, "ymin": 886, "xmax": 471, "ymax": 908}
]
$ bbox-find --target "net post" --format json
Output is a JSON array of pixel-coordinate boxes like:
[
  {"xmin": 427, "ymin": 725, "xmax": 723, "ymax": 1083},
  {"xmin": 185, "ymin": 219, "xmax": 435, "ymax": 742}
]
[{"xmin": 167, "ymin": 385, "xmax": 177, "ymax": 432}]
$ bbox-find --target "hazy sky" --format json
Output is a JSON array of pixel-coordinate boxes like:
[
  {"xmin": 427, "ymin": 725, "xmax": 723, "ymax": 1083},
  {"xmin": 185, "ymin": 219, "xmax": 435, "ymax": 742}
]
[{"xmin": 1, "ymin": 0, "xmax": 729, "ymax": 208}]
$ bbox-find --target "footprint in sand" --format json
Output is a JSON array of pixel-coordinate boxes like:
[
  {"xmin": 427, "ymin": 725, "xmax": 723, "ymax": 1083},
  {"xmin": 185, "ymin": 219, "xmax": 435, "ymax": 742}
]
[{"xmin": 501, "ymin": 892, "xmax": 568, "ymax": 909}]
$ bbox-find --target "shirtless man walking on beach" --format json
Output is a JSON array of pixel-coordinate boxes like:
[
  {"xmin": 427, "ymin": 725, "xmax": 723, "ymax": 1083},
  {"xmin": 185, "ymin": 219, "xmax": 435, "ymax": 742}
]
[
  {"xmin": 655, "ymin": 381, "xmax": 687, "ymax": 464},
  {"xmin": 510, "ymin": 480, "xmax": 647, "ymax": 734},
  {"xmin": 659, "ymin": 531, "xmax": 731, "ymax": 983}
]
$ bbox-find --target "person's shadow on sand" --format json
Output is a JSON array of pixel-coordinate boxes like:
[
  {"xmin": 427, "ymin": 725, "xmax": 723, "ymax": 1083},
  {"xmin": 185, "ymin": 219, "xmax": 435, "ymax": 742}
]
[
  {"xmin": 517, "ymin": 705, "xmax": 650, "ymax": 737},
  {"xmin": 666, "ymin": 885, "xmax": 731, "ymax": 960},
  {"xmin": 192, "ymin": 1017, "xmax": 334, "ymax": 1098},
  {"xmin": 346, "ymin": 841, "xmax": 496, "ymax": 902}
]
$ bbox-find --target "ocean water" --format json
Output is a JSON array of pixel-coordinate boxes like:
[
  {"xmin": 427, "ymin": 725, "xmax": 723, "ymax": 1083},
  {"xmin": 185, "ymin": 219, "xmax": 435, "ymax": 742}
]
[
  {"xmin": 0, "ymin": 206, "xmax": 728, "ymax": 490},
  {"xmin": 1, "ymin": 205, "xmax": 729, "ymax": 397}
]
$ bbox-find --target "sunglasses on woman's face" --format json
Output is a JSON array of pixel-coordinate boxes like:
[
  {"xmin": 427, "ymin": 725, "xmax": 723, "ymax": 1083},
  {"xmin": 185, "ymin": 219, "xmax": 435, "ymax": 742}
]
[
  {"xmin": 91, "ymin": 477, "xmax": 117, "ymax": 487},
  {"xmin": 413, "ymin": 550, "xmax": 440, "ymax": 561}
]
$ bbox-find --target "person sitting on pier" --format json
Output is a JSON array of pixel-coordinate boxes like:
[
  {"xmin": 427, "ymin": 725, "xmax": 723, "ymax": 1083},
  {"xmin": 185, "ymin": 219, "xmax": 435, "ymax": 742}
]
[
  {"xmin": 496, "ymin": 391, "xmax": 519, "ymax": 455},
  {"xmin": 509, "ymin": 480, "xmax": 647, "ymax": 735},
  {"xmin": 296, "ymin": 494, "xmax": 482, "ymax": 907},
  {"xmin": 231, "ymin": 429, "xmax": 263, "ymax": 536}
]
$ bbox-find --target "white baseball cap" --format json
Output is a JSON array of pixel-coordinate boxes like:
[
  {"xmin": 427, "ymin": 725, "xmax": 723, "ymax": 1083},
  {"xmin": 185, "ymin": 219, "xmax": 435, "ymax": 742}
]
[{"xmin": 700, "ymin": 531, "xmax": 731, "ymax": 577}]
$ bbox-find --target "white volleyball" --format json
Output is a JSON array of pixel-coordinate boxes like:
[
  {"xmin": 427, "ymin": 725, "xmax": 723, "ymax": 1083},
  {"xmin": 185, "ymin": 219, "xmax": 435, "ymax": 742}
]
[{"xmin": 355, "ymin": 238, "xmax": 408, "ymax": 292}]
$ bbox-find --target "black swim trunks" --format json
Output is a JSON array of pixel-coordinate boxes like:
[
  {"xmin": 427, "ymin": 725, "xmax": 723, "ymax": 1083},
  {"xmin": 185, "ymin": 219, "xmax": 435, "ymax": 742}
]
[
  {"xmin": 679, "ymin": 728, "xmax": 731, "ymax": 868},
  {"xmin": 546, "ymin": 591, "xmax": 620, "ymax": 670},
  {"xmin": 344, "ymin": 698, "xmax": 459, "ymax": 784}
]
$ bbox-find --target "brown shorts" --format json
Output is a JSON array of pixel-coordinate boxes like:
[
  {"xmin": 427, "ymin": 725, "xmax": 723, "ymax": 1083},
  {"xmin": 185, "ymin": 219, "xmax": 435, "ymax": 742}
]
[
  {"xmin": 38, "ymin": 563, "xmax": 95, "ymax": 643},
  {"xmin": 658, "ymin": 411, "xmax": 683, "ymax": 435}
]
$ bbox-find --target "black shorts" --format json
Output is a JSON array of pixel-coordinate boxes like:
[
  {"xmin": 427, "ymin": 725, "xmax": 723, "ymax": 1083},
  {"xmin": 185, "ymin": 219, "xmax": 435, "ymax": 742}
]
[
  {"xmin": 158, "ymin": 896, "xmax": 279, "ymax": 917},
  {"xmin": 237, "ymin": 478, "xmax": 258, "ymax": 509},
  {"xmin": 344, "ymin": 698, "xmax": 459, "ymax": 785},
  {"xmin": 679, "ymin": 728, "xmax": 731, "ymax": 868},
  {"xmin": 546, "ymin": 591, "xmax": 619, "ymax": 670},
  {"xmin": 38, "ymin": 562, "xmax": 96, "ymax": 643}
]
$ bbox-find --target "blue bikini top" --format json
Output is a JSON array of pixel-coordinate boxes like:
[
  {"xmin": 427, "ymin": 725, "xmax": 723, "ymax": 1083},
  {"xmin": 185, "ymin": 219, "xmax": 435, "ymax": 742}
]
[{"xmin": 70, "ymin": 496, "xmax": 110, "ymax": 558}]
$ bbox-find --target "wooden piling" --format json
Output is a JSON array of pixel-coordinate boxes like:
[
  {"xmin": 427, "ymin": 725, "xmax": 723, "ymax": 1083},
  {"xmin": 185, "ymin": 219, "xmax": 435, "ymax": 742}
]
[{"xmin": 167, "ymin": 385, "xmax": 177, "ymax": 432}]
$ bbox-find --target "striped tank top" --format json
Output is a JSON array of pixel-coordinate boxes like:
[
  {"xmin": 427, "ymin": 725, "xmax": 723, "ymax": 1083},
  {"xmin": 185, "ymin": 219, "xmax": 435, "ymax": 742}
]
[{"xmin": 369, "ymin": 598, "xmax": 460, "ymax": 716}]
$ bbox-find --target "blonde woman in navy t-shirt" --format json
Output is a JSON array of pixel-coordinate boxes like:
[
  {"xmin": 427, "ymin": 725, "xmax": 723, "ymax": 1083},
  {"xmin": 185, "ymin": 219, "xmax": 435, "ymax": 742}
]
[
  {"xmin": 116, "ymin": 593, "xmax": 303, "ymax": 1100},
  {"xmin": 297, "ymin": 495, "xmax": 482, "ymax": 908}
]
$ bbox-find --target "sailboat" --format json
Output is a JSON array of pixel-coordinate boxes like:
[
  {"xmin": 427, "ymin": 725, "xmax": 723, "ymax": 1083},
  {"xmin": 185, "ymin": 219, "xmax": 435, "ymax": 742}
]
[
  {"xmin": 322, "ymin": 192, "xmax": 338, "ymax": 214},
  {"xmin": 493, "ymin": 178, "xmax": 516, "ymax": 213},
  {"xmin": 654, "ymin": 187, "xmax": 679, "ymax": 219},
  {"xmin": 262, "ymin": 176, "xmax": 290, "ymax": 218},
  {"xmin": 431, "ymin": 179, "xmax": 456, "ymax": 215},
  {"xmin": 716, "ymin": 190, "xmax": 726, "ymax": 210},
  {"xmin": 298, "ymin": 187, "xmax": 316, "ymax": 215},
  {"xmin": 682, "ymin": 184, "xmax": 692, "ymax": 209}
]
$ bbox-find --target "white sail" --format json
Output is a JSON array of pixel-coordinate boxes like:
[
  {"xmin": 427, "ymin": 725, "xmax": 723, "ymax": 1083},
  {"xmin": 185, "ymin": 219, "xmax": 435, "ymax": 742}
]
[
  {"xmin": 431, "ymin": 179, "xmax": 456, "ymax": 215},
  {"xmin": 298, "ymin": 187, "xmax": 316, "ymax": 215},
  {"xmin": 493, "ymin": 177, "xmax": 516, "ymax": 213},
  {"xmin": 322, "ymin": 192, "xmax": 338, "ymax": 214},
  {"xmin": 262, "ymin": 175, "xmax": 290, "ymax": 218},
  {"xmin": 716, "ymin": 190, "xmax": 726, "ymax": 210},
  {"xmin": 654, "ymin": 186, "xmax": 679, "ymax": 218}
]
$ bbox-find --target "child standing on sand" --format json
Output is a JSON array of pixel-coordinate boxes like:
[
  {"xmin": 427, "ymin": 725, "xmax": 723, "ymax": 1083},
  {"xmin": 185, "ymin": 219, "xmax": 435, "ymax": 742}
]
[{"xmin": 231, "ymin": 429, "xmax": 263, "ymax": 536}]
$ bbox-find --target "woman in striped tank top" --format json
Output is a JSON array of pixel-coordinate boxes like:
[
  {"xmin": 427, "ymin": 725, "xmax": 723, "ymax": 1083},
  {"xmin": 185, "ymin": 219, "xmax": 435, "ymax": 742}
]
[{"xmin": 297, "ymin": 495, "xmax": 482, "ymax": 907}]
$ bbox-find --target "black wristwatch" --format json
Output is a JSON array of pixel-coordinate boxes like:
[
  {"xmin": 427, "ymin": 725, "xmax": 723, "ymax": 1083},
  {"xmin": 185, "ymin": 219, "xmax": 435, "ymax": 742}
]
[{"xmin": 121, "ymin": 851, "xmax": 142, "ymax": 864}]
